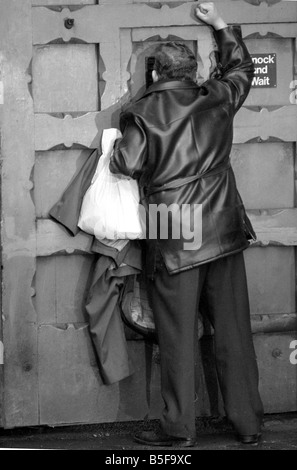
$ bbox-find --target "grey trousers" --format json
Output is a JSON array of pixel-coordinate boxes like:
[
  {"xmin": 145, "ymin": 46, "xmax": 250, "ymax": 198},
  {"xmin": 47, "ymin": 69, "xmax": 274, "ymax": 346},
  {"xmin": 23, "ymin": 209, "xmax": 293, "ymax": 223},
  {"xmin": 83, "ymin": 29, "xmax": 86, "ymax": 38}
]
[{"xmin": 147, "ymin": 251, "xmax": 264, "ymax": 438}]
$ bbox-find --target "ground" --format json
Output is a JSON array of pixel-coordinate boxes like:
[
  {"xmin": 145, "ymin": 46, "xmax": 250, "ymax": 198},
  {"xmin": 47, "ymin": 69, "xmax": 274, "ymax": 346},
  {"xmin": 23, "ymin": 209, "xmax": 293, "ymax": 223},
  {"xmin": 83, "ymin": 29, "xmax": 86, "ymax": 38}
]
[{"xmin": 0, "ymin": 413, "xmax": 296, "ymax": 451}]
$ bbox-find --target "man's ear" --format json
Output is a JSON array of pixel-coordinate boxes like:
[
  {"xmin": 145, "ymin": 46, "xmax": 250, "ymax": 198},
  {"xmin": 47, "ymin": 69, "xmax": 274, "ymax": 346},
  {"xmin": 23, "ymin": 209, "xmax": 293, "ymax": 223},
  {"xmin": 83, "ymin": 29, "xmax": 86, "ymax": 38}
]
[{"xmin": 152, "ymin": 70, "xmax": 159, "ymax": 83}]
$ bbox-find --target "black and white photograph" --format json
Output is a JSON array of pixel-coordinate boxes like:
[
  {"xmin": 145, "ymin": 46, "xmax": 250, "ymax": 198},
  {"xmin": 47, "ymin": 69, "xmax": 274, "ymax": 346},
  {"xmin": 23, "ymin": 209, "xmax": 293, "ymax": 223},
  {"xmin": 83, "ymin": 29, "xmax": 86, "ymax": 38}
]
[{"xmin": 0, "ymin": 0, "xmax": 296, "ymax": 454}]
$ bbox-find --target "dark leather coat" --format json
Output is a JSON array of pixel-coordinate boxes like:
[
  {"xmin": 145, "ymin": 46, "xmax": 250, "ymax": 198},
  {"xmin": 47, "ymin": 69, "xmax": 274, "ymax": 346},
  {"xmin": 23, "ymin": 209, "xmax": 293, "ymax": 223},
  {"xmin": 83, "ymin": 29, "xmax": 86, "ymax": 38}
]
[{"xmin": 110, "ymin": 25, "xmax": 256, "ymax": 276}]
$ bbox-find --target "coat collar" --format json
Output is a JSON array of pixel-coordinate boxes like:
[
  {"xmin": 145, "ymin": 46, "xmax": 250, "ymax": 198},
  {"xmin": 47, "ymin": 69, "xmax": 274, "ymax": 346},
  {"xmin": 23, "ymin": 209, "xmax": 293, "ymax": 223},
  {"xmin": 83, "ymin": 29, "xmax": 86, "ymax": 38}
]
[{"xmin": 141, "ymin": 79, "xmax": 199, "ymax": 98}]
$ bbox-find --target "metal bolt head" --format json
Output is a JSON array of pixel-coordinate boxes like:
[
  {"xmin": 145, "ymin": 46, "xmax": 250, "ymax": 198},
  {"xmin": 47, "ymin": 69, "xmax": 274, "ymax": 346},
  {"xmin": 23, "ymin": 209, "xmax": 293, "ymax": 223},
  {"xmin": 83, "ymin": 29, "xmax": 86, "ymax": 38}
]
[
  {"xmin": 64, "ymin": 18, "xmax": 75, "ymax": 29},
  {"xmin": 272, "ymin": 348, "xmax": 282, "ymax": 359}
]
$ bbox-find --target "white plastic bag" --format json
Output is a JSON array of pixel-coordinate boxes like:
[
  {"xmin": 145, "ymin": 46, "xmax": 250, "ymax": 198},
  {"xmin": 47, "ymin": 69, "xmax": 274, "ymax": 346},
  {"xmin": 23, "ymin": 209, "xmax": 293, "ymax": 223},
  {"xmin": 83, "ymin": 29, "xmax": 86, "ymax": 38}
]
[{"xmin": 78, "ymin": 128, "xmax": 144, "ymax": 240}]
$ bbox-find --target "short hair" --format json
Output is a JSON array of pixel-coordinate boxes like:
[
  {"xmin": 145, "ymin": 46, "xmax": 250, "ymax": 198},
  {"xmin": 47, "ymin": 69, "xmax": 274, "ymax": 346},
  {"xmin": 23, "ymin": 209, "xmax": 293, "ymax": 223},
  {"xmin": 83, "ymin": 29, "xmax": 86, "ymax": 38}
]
[{"xmin": 154, "ymin": 42, "xmax": 197, "ymax": 81}]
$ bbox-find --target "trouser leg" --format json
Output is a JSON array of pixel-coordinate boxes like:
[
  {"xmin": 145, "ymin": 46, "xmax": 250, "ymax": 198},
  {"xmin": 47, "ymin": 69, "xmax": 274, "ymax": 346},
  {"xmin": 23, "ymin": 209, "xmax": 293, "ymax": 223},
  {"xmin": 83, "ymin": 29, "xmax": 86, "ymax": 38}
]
[
  {"xmin": 147, "ymin": 260, "xmax": 206, "ymax": 439},
  {"xmin": 200, "ymin": 252, "xmax": 264, "ymax": 435}
]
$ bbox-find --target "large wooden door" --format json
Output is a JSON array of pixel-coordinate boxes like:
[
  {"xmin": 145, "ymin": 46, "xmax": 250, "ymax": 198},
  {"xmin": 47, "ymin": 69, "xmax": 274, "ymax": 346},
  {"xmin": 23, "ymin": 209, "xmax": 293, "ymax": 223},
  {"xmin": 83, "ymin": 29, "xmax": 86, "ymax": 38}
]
[{"xmin": 0, "ymin": 0, "xmax": 296, "ymax": 428}]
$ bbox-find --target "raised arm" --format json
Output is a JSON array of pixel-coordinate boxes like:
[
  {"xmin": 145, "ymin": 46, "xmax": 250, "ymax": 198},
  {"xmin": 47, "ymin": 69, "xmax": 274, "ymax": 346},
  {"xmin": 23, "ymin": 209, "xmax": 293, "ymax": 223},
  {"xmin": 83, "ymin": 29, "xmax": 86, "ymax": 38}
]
[{"xmin": 195, "ymin": 2, "xmax": 254, "ymax": 113}]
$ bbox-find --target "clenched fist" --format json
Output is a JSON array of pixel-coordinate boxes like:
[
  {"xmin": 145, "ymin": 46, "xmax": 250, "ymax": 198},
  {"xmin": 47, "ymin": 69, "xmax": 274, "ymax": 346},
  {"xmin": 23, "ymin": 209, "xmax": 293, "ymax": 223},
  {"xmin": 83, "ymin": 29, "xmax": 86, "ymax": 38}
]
[{"xmin": 195, "ymin": 3, "xmax": 227, "ymax": 30}]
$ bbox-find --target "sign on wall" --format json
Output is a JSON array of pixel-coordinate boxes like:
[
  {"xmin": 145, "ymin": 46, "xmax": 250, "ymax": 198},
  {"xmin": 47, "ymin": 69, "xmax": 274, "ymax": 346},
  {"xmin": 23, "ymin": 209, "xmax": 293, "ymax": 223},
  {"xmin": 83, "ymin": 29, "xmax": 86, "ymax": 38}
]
[{"xmin": 251, "ymin": 53, "xmax": 277, "ymax": 88}]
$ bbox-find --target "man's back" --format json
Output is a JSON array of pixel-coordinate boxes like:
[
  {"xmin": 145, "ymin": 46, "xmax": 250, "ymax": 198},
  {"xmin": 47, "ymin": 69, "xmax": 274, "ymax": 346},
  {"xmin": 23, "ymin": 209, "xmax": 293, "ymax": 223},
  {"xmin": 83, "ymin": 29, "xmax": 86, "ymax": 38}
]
[
  {"xmin": 128, "ymin": 79, "xmax": 234, "ymax": 188},
  {"xmin": 111, "ymin": 24, "xmax": 255, "ymax": 274}
]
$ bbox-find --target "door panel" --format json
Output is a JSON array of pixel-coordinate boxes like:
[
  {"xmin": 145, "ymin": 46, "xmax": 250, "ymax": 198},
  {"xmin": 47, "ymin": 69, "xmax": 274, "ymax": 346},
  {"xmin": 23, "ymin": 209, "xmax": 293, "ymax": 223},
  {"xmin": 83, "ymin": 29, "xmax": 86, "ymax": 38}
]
[
  {"xmin": 245, "ymin": 247, "xmax": 295, "ymax": 315},
  {"xmin": 33, "ymin": 44, "xmax": 100, "ymax": 113},
  {"xmin": 38, "ymin": 332, "xmax": 166, "ymax": 426},
  {"xmin": 35, "ymin": 255, "xmax": 95, "ymax": 324},
  {"xmin": 34, "ymin": 150, "xmax": 92, "ymax": 218},
  {"xmin": 231, "ymin": 143, "xmax": 295, "ymax": 210},
  {"xmin": 254, "ymin": 333, "xmax": 297, "ymax": 413}
]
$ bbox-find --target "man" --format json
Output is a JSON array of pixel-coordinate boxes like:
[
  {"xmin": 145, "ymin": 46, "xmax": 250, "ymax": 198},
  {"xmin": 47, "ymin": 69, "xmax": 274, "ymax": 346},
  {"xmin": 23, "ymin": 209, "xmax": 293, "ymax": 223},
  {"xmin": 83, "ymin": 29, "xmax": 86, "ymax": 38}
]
[{"xmin": 110, "ymin": 2, "xmax": 264, "ymax": 447}]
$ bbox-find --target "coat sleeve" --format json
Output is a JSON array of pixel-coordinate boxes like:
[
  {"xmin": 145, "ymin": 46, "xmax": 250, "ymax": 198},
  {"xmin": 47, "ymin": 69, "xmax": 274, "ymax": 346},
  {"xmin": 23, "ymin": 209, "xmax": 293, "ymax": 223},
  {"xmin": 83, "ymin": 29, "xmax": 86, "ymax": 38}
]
[
  {"xmin": 109, "ymin": 112, "xmax": 147, "ymax": 180},
  {"xmin": 208, "ymin": 25, "xmax": 255, "ymax": 114}
]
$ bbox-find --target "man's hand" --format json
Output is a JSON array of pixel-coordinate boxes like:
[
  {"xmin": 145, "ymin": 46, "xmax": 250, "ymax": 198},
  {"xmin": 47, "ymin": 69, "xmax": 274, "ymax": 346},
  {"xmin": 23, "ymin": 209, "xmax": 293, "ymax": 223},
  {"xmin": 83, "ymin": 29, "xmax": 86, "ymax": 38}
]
[{"xmin": 195, "ymin": 2, "xmax": 227, "ymax": 30}]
